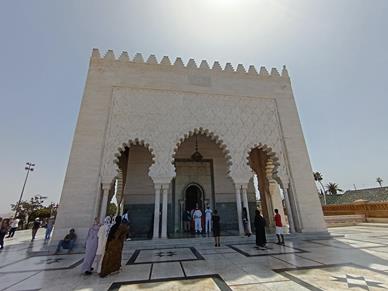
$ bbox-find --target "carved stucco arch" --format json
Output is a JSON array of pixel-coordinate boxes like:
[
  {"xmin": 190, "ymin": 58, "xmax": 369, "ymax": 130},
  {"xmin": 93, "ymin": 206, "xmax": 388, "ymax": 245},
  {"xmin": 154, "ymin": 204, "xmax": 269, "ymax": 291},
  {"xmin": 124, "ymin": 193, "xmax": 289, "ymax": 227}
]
[
  {"xmin": 101, "ymin": 136, "xmax": 161, "ymax": 184},
  {"xmin": 244, "ymin": 142, "xmax": 290, "ymax": 190},
  {"xmin": 113, "ymin": 138, "xmax": 156, "ymax": 164},
  {"xmin": 171, "ymin": 127, "xmax": 233, "ymax": 169},
  {"xmin": 101, "ymin": 87, "xmax": 290, "ymax": 186}
]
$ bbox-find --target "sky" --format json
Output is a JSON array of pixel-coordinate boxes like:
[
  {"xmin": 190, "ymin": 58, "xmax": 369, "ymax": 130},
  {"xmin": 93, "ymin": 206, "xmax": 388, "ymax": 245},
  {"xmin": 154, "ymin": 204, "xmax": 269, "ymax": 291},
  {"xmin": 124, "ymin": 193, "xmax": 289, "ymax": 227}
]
[{"xmin": 0, "ymin": 0, "xmax": 387, "ymax": 214}]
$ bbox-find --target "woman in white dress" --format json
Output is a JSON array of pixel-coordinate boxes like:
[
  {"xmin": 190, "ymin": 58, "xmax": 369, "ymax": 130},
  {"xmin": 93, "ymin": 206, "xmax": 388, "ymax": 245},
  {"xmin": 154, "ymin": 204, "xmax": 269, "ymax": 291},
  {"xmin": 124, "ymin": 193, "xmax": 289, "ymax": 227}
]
[{"xmin": 95, "ymin": 216, "xmax": 111, "ymax": 273}]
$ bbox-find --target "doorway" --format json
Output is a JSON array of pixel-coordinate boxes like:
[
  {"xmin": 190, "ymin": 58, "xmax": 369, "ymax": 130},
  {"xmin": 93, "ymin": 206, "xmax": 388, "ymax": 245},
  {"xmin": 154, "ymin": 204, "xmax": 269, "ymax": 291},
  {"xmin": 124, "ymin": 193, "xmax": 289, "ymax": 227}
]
[{"xmin": 184, "ymin": 184, "xmax": 204, "ymax": 211}]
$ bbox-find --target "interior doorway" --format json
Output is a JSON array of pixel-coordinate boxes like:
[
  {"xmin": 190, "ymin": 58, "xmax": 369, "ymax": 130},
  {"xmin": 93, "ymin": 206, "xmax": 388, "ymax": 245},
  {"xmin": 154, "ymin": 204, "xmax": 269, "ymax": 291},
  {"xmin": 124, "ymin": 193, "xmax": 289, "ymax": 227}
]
[{"xmin": 184, "ymin": 184, "xmax": 204, "ymax": 211}]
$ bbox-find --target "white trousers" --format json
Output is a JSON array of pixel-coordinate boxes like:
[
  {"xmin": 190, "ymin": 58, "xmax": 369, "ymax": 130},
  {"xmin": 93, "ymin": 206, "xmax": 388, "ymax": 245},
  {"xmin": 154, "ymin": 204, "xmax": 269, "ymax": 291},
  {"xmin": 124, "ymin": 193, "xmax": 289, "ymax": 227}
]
[
  {"xmin": 194, "ymin": 218, "xmax": 202, "ymax": 232},
  {"xmin": 205, "ymin": 217, "xmax": 212, "ymax": 233}
]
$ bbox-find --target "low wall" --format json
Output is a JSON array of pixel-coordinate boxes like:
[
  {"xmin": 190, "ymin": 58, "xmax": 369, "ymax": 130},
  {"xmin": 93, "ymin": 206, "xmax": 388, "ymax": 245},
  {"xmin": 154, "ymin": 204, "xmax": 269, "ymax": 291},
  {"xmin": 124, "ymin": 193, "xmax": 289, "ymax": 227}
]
[{"xmin": 323, "ymin": 201, "xmax": 388, "ymax": 218}]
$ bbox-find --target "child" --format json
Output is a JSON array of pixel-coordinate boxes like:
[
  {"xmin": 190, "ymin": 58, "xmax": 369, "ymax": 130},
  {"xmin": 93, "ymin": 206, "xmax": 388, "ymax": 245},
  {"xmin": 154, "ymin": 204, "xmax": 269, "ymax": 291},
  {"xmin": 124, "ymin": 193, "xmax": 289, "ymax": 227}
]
[{"xmin": 274, "ymin": 209, "xmax": 285, "ymax": 245}]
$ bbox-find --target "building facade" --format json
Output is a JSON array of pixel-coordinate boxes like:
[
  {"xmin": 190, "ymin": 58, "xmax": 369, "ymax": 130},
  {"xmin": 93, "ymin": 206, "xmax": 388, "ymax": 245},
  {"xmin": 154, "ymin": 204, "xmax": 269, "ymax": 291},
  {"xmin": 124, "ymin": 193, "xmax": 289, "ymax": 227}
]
[{"xmin": 53, "ymin": 49, "xmax": 327, "ymax": 241}]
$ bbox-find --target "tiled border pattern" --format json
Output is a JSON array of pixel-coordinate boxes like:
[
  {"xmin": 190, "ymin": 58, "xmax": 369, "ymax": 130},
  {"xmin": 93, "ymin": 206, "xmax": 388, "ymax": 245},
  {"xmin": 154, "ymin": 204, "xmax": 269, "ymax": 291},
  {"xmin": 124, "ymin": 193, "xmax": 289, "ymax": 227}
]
[
  {"xmin": 274, "ymin": 263, "xmax": 388, "ymax": 291},
  {"xmin": 227, "ymin": 242, "xmax": 307, "ymax": 257},
  {"xmin": 126, "ymin": 247, "xmax": 205, "ymax": 265},
  {"xmin": 108, "ymin": 274, "xmax": 232, "ymax": 291}
]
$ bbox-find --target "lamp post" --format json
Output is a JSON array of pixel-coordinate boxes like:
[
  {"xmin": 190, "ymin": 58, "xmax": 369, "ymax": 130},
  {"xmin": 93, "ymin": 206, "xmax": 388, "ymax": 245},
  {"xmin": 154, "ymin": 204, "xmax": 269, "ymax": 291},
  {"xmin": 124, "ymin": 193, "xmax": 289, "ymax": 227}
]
[{"xmin": 14, "ymin": 162, "xmax": 35, "ymax": 219}]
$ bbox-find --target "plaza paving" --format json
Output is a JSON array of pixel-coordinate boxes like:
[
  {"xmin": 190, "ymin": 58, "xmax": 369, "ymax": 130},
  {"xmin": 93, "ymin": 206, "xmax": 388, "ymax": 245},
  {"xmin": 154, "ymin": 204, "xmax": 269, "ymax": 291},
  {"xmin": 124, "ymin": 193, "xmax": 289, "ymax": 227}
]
[{"xmin": 1, "ymin": 225, "xmax": 388, "ymax": 290}]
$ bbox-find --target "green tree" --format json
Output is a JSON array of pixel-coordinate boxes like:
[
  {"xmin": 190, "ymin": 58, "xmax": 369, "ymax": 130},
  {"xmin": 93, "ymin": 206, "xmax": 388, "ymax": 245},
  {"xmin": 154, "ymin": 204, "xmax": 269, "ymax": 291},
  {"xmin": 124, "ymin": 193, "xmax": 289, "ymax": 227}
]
[
  {"xmin": 325, "ymin": 182, "xmax": 343, "ymax": 195},
  {"xmin": 376, "ymin": 177, "xmax": 383, "ymax": 187},
  {"xmin": 107, "ymin": 203, "xmax": 117, "ymax": 217},
  {"xmin": 313, "ymin": 171, "xmax": 326, "ymax": 205},
  {"xmin": 29, "ymin": 208, "xmax": 51, "ymax": 221},
  {"xmin": 10, "ymin": 197, "xmax": 57, "ymax": 228}
]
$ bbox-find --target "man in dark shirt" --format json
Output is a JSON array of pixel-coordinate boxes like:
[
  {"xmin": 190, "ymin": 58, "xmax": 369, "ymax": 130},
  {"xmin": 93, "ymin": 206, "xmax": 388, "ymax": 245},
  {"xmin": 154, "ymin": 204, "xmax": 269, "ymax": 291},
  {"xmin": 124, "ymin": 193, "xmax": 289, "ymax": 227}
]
[
  {"xmin": 31, "ymin": 218, "xmax": 41, "ymax": 241},
  {"xmin": 55, "ymin": 229, "xmax": 77, "ymax": 254}
]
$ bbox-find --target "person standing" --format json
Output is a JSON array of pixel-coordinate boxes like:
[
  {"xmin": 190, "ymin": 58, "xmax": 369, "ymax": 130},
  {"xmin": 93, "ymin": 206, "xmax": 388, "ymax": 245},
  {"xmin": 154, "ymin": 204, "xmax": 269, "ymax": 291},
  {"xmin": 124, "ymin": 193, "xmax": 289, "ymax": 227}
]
[
  {"xmin": 254, "ymin": 209, "xmax": 267, "ymax": 247},
  {"xmin": 96, "ymin": 216, "xmax": 111, "ymax": 273},
  {"xmin": 0, "ymin": 219, "xmax": 9, "ymax": 249},
  {"xmin": 193, "ymin": 206, "xmax": 202, "ymax": 234},
  {"xmin": 44, "ymin": 217, "xmax": 55, "ymax": 241},
  {"xmin": 99, "ymin": 216, "xmax": 129, "ymax": 278},
  {"xmin": 205, "ymin": 206, "xmax": 212, "ymax": 234},
  {"xmin": 212, "ymin": 210, "xmax": 221, "ymax": 247},
  {"xmin": 242, "ymin": 207, "xmax": 251, "ymax": 237},
  {"xmin": 6, "ymin": 218, "xmax": 20, "ymax": 238},
  {"xmin": 31, "ymin": 218, "xmax": 40, "ymax": 241},
  {"xmin": 274, "ymin": 209, "xmax": 285, "ymax": 245},
  {"xmin": 182, "ymin": 210, "xmax": 191, "ymax": 232},
  {"xmin": 81, "ymin": 218, "xmax": 100, "ymax": 275}
]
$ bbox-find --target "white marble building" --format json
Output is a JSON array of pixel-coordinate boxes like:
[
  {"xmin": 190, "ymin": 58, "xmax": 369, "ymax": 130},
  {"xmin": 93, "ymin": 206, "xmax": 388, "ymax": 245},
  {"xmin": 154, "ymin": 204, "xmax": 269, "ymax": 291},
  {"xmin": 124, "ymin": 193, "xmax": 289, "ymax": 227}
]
[{"xmin": 53, "ymin": 49, "xmax": 327, "ymax": 242}]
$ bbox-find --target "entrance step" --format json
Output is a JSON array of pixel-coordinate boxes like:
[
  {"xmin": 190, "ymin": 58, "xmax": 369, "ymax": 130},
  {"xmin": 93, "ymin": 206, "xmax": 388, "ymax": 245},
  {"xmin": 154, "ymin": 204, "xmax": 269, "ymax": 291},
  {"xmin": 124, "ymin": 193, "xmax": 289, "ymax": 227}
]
[{"xmin": 123, "ymin": 231, "xmax": 339, "ymax": 250}]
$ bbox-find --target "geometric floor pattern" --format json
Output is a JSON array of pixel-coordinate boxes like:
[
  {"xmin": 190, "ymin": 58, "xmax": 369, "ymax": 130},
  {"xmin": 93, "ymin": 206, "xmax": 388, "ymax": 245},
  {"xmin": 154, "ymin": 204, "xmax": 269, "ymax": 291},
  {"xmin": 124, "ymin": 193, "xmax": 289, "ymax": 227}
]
[
  {"xmin": 2, "ymin": 224, "xmax": 388, "ymax": 290},
  {"xmin": 127, "ymin": 247, "xmax": 204, "ymax": 265},
  {"xmin": 108, "ymin": 275, "xmax": 231, "ymax": 291},
  {"xmin": 276, "ymin": 263, "xmax": 388, "ymax": 290}
]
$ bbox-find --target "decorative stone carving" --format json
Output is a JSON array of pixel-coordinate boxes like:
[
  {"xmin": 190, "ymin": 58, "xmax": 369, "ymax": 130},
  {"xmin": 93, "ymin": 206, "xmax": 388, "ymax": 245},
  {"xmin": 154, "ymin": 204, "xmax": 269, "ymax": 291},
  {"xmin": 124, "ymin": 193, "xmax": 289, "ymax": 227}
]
[{"xmin": 101, "ymin": 87, "xmax": 290, "ymax": 187}]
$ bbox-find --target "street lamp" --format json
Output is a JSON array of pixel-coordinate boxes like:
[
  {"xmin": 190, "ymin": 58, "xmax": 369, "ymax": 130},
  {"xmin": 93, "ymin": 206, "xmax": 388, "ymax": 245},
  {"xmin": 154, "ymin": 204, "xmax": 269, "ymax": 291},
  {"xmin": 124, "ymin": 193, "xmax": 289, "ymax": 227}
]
[{"xmin": 14, "ymin": 162, "xmax": 35, "ymax": 218}]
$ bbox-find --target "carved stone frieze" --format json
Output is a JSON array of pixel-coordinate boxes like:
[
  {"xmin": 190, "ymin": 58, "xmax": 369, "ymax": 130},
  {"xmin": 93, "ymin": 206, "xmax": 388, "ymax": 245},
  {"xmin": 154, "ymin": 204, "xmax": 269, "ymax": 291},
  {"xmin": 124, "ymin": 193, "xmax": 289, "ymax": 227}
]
[{"xmin": 101, "ymin": 87, "xmax": 290, "ymax": 187}]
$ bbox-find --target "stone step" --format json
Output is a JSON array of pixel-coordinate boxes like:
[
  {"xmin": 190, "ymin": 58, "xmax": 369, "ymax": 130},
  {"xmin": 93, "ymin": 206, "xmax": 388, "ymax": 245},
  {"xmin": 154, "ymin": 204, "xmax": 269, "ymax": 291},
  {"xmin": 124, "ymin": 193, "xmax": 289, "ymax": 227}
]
[{"xmin": 122, "ymin": 231, "xmax": 339, "ymax": 249}]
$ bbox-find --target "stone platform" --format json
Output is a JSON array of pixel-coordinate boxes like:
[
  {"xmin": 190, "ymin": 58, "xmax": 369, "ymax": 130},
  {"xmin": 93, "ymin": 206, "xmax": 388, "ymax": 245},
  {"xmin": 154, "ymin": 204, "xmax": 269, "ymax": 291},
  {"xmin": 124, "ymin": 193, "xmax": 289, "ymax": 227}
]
[{"xmin": 1, "ymin": 225, "xmax": 388, "ymax": 290}]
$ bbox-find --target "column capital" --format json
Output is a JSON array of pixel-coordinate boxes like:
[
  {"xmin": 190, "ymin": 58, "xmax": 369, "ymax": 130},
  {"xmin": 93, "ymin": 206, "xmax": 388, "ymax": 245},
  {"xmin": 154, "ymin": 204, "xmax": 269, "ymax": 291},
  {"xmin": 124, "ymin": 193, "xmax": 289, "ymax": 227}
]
[
  {"xmin": 154, "ymin": 183, "xmax": 162, "ymax": 191},
  {"xmin": 101, "ymin": 175, "xmax": 115, "ymax": 186},
  {"xmin": 161, "ymin": 183, "xmax": 170, "ymax": 191},
  {"xmin": 102, "ymin": 182, "xmax": 112, "ymax": 191}
]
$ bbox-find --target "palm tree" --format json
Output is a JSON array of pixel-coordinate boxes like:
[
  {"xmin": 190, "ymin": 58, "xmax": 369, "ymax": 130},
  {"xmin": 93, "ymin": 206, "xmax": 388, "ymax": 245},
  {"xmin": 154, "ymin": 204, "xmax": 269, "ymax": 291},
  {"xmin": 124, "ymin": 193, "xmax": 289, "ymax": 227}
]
[
  {"xmin": 376, "ymin": 177, "xmax": 383, "ymax": 187},
  {"xmin": 313, "ymin": 172, "xmax": 326, "ymax": 205},
  {"xmin": 326, "ymin": 182, "xmax": 343, "ymax": 195}
]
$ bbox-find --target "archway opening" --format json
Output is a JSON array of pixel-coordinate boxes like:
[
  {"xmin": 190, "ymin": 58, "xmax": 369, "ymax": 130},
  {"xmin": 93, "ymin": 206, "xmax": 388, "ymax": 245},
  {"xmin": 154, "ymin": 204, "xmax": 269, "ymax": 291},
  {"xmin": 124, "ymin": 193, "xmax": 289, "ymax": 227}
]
[
  {"xmin": 115, "ymin": 142, "xmax": 155, "ymax": 238},
  {"xmin": 248, "ymin": 146, "xmax": 285, "ymax": 229},
  {"xmin": 184, "ymin": 184, "xmax": 204, "ymax": 211},
  {"xmin": 172, "ymin": 132, "xmax": 236, "ymax": 235}
]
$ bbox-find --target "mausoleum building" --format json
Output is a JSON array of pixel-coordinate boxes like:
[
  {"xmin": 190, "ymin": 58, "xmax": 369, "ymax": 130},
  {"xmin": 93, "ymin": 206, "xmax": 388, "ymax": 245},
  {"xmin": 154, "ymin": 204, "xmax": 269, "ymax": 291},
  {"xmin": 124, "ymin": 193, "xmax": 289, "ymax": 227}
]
[{"xmin": 53, "ymin": 49, "xmax": 327, "ymax": 241}]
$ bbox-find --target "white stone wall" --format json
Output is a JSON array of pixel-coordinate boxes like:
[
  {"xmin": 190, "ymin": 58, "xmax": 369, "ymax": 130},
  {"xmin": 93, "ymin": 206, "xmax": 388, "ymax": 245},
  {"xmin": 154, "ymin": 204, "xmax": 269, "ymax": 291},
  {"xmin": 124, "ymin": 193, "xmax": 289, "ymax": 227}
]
[{"xmin": 53, "ymin": 49, "xmax": 327, "ymax": 242}]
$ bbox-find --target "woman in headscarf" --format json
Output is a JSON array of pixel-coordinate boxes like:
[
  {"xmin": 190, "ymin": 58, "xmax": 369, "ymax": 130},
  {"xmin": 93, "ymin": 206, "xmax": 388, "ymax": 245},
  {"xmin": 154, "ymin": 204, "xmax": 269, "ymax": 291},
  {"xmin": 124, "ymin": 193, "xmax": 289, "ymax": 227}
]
[
  {"xmin": 95, "ymin": 216, "xmax": 111, "ymax": 273},
  {"xmin": 99, "ymin": 215, "xmax": 129, "ymax": 277},
  {"xmin": 254, "ymin": 209, "xmax": 267, "ymax": 248},
  {"xmin": 81, "ymin": 217, "xmax": 100, "ymax": 275}
]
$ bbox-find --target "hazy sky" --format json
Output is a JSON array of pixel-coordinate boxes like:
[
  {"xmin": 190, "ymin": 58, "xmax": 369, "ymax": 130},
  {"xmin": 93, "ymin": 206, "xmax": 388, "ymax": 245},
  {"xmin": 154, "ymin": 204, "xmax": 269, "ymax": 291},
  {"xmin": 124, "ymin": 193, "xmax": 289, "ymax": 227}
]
[{"xmin": 1, "ymin": 0, "xmax": 387, "ymax": 213}]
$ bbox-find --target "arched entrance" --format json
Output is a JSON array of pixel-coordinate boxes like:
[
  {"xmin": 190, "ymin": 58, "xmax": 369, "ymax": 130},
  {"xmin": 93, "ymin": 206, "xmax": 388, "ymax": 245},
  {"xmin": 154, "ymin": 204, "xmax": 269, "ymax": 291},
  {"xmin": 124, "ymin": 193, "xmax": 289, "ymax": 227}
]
[
  {"xmin": 115, "ymin": 142, "xmax": 155, "ymax": 238},
  {"xmin": 184, "ymin": 183, "xmax": 204, "ymax": 211}
]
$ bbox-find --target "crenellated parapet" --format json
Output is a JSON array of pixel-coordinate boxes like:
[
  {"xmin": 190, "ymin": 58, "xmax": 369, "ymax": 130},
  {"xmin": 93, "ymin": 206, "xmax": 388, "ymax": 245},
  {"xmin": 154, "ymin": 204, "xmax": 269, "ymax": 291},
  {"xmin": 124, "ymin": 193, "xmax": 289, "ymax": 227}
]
[{"xmin": 90, "ymin": 48, "xmax": 289, "ymax": 80}]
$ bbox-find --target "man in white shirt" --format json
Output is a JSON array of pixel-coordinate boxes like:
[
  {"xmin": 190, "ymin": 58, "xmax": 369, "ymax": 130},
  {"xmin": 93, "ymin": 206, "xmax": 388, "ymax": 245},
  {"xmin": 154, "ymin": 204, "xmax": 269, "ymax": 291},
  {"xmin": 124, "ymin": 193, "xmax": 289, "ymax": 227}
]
[
  {"xmin": 205, "ymin": 206, "xmax": 212, "ymax": 233},
  {"xmin": 193, "ymin": 207, "xmax": 202, "ymax": 234},
  {"xmin": 7, "ymin": 218, "xmax": 20, "ymax": 238}
]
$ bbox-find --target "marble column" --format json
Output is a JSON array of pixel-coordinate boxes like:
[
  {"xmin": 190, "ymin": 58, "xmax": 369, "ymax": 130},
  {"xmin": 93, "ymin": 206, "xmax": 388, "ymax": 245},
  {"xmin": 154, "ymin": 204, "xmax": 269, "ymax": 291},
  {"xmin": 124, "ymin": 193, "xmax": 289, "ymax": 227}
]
[
  {"xmin": 235, "ymin": 184, "xmax": 244, "ymax": 235},
  {"xmin": 283, "ymin": 188, "xmax": 295, "ymax": 233},
  {"xmin": 153, "ymin": 184, "xmax": 162, "ymax": 239},
  {"xmin": 161, "ymin": 183, "xmax": 169, "ymax": 239},
  {"xmin": 99, "ymin": 183, "xmax": 110, "ymax": 223},
  {"xmin": 266, "ymin": 160, "xmax": 286, "ymax": 229},
  {"xmin": 179, "ymin": 200, "xmax": 184, "ymax": 232},
  {"xmin": 241, "ymin": 184, "xmax": 252, "ymax": 234}
]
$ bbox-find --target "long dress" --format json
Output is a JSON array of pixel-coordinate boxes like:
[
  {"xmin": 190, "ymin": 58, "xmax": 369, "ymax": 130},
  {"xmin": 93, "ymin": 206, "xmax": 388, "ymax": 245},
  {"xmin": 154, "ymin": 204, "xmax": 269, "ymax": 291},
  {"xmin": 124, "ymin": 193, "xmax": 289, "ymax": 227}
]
[
  {"xmin": 99, "ymin": 223, "xmax": 129, "ymax": 277},
  {"xmin": 212, "ymin": 215, "xmax": 220, "ymax": 237},
  {"xmin": 81, "ymin": 224, "xmax": 100, "ymax": 273},
  {"xmin": 95, "ymin": 223, "xmax": 110, "ymax": 273},
  {"xmin": 254, "ymin": 215, "xmax": 267, "ymax": 247}
]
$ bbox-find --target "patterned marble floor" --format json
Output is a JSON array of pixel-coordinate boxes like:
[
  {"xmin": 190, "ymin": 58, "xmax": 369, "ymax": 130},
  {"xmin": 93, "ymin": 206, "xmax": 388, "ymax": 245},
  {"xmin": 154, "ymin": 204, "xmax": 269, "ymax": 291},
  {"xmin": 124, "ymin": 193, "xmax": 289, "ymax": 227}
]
[{"xmin": 1, "ymin": 225, "xmax": 388, "ymax": 290}]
